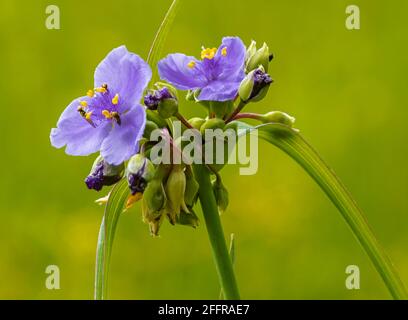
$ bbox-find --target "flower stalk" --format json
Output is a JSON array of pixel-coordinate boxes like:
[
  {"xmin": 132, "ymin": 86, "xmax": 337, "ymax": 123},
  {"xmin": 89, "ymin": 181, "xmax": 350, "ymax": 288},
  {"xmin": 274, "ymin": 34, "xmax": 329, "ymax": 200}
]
[{"xmin": 193, "ymin": 164, "xmax": 240, "ymax": 300}]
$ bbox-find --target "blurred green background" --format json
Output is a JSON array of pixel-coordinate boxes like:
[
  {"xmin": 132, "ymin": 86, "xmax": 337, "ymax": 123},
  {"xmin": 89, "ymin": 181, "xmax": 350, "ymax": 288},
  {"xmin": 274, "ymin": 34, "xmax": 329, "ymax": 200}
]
[{"xmin": 0, "ymin": 0, "xmax": 407, "ymax": 299}]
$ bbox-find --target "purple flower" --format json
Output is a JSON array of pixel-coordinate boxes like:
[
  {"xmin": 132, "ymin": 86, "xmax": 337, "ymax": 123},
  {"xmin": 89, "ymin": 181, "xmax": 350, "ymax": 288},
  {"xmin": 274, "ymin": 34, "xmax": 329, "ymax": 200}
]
[
  {"xmin": 158, "ymin": 37, "xmax": 246, "ymax": 102},
  {"xmin": 50, "ymin": 46, "xmax": 152, "ymax": 165}
]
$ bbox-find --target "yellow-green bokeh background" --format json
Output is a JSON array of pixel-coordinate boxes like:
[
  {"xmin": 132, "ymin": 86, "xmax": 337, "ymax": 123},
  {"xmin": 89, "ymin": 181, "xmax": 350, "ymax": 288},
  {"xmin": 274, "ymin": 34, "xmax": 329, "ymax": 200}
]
[{"xmin": 0, "ymin": 0, "xmax": 407, "ymax": 299}]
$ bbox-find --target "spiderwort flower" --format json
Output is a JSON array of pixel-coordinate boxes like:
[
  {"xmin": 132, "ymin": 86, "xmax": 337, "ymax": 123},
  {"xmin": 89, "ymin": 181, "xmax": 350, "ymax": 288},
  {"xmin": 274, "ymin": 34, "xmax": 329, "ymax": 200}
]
[
  {"xmin": 50, "ymin": 46, "xmax": 152, "ymax": 165},
  {"xmin": 158, "ymin": 37, "xmax": 246, "ymax": 102}
]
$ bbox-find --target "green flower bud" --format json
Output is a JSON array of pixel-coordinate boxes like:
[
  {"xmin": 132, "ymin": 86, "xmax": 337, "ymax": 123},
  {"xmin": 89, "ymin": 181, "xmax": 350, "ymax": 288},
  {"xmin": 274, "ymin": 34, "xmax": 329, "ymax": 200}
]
[
  {"xmin": 212, "ymin": 178, "xmax": 229, "ymax": 214},
  {"xmin": 246, "ymin": 42, "xmax": 270, "ymax": 72},
  {"xmin": 85, "ymin": 155, "xmax": 124, "ymax": 191},
  {"xmin": 126, "ymin": 154, "xmax": 155, "ymax": 194},
  {"xmin": 158, "ymin": 97, "xmax": 178, "ymax": 119},
  {"xmin": 165, "ymin": 165, "xmax": 189, "ymax": 223},
  {"xmin": 143, "ymin": 179, "xmax": 167, "ymax": 216},
  {"xmin": 245, "ymin": 40, "xmax": 257, "ymax": 63},
  {"xmin": 238, "ymin": 66, "xmax": 273, "ymax": 103},
  {"xmin": 261, "ymin": 111, "xmax": 296, "ymax": 127},
  {"xmin": 184, "ymin": 167, "xmax": 199, "ymax": 207},
  {"xmin": 188, "ymin": 117, "xmax": 206, "ymax": 130},
  {"xmin": 176, "ymin": 209, "xmax": 200, "ymax": 228},
  {"xmin": 144, "ymin": 84, "xmax": 178, "ymax": 119},
  {"xmin": 200, "ymin": 118, "xmax": 225, "ymax": 135}
]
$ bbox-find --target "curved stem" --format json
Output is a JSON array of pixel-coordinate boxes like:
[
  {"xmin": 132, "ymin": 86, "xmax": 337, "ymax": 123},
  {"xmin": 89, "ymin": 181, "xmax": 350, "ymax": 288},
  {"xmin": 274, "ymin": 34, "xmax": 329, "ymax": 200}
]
[
  {"xmin": 254, "ymin": 123, "xmax": 408, "ymax": 299},
  {"xmin": 231, "ymin": 112, "xmax": 263, "ymax": 121},
  {"xmin": 193, "ymin": 164, "xmax": 240, "ymax": 300},
  {"xmin": 225, "ymin": 100, "xmax": 247, "ymax": 124}
]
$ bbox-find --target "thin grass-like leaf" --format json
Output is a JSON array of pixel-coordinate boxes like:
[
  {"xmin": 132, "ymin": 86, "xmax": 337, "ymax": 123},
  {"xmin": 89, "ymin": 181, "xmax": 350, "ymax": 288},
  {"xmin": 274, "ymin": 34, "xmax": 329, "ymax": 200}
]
[
  {"xmin": 147, "ymin": 0, "xmax": 182, "ymax": 84},
  {"xmin": 94, "ymin": 179, "xmax": 129, "ymax": 300},
  {"xmin": 93, "ymin": 0, "xmax": 182, "ymax": 300},
  {"xmin": 219, "ymin": 233, "xmax": 236, "ymax": 300},
  {"xmin": 237, "ymin": 121, "xmax": 408, "ymax": 299}
]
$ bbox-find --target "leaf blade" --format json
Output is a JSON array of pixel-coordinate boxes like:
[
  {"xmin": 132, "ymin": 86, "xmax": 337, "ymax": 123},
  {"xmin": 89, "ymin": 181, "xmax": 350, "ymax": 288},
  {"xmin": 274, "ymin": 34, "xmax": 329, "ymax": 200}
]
[
  {"xmin": 94, "ymin": 179, "xmax": 129, "ymax": 300},
  {"xmin": 241, "ymin": 122, "xmax": 408, "ymax": 299},
  {"xmin": 147, "ymin": 0, "xmax": 182, "ymax": 85}
]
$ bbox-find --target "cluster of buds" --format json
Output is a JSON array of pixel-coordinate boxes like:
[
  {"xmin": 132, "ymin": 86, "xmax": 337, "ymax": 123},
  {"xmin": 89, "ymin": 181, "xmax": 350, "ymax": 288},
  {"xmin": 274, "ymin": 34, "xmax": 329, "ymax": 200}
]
[
  {"xmin": 125, "ymin": 154, "xmax": 200, "ymax": 236},
  {"xmin": 82, "ymin": 38, "xmax": 293, "ymax": 237},
  {"xmin": 239, "ymin": 41, "xmax": 274, "ymax": 104}
]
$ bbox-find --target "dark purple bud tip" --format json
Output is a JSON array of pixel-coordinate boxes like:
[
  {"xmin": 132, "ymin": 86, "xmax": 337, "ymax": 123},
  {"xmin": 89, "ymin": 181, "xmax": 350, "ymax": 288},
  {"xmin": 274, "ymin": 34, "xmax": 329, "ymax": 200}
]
[
  {"xmin": 144, "ymin": 87, "xmax": 174, "ymax": 110},
  {"xmin": 251, "ymin": 69, "xmax": 273, "ymax": 99},
  {"xmin": 128, "ymin": 173, "xmax": 147, "ymax": 195},
  {"xmin": 85, "ymin": 163, "xmax": 104, "ymax": 191}
]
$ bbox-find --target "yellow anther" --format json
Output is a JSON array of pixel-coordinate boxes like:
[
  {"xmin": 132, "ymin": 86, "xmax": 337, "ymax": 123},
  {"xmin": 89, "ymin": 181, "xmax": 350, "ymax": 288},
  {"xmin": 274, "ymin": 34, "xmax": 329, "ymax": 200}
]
[
  {"xmin": 80, "ymin": 100, "xmax": 87, "ymax": 107},
  {"xmin": 87, "ymin": 89, "xmax": 94, "ymax": 97},
  {"xmin": 187, "ymin": 61, "xmax": 196, "ymax": 69},
  {"xmin": 102, "ymin": 110, "xmax": 112, "ymax": 119},
  {"xmin": 95, "ymin": 85, "xmax": 107, "ymax": 93},
  {"xmin": 85, "ymin": 111, "xmax": 93, "ymax": 120},
  {"xmin": 111, "ymin": 93, "xmax": 119, "ymax": 105},
  {"xmin": 201, "ymin": 47, "xmax": 217, "ymax": 60},
  {"xmin": 221, "ymin": 47, "xmax": 227, "ymax": 57}
]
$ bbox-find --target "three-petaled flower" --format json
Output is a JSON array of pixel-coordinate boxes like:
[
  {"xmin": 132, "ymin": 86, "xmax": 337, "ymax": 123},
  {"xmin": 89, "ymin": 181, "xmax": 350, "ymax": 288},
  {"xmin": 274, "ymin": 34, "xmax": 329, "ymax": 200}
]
[
  {"xmin": 50, "ymin": 46, "xmax": 151, "ymax": 165},
  {"xmin": 158, "ymin": 37, "xmax": 246, "ymax": 102}
]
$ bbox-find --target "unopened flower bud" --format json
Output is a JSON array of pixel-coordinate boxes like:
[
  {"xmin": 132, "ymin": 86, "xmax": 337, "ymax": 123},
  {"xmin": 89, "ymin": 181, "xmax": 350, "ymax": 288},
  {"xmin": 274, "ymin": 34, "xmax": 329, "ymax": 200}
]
[
  {"xmin": 212, "ymin": 178, "xmax": 229, "ymax": 214},
  {"xmin": 85, "ymin": 155, "xmax": 124, "ymax": 191},
  {"xmin": 143, "ymin": 179, "xmax": 167, "ymax": 215},
  {"xmin": 261, "ymin": 111, "xmax": 296, "ymax": 127},
  {"xmin": 239, "ymin": 67, "xmax": 273, "ymax": 103},
  {"xmin": 126, "ymin": 154, "xmax": 155, "ymax": 195},
  {"xmin": 245, "ymin": 40, "xmax": 257, "ymax": 63},
  {"xmin": 176, "ymin": 209, "xmax": 200, "ymax": 228},
  {"xmin": 165, "ymin": 165, "xmax": 189, "ymax": 223},
  {"xmin": 200, "ymin": 118, "xmax": 225, "ymax": 135},
  {"xmin": 144, "ymin": 84, "xmax": 178, "ymax": 119},
  {"xmin": 188, "ymin": 117, "xmax": 206, "ymax": 131},
  {"xmin": 246, "ymin": 42, "xmax": 270, "ymax": 72},
  {"xmin": 184, "ymin": 168, "xmax": 199, "ymax": 207}
]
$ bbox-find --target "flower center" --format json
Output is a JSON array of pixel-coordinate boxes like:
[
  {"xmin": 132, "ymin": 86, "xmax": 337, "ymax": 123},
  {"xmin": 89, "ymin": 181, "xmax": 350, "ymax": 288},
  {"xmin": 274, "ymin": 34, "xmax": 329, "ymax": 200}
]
[
  {"xmin": 77, "ymin": 84, "xmax": 122, "ymax": 127},
  {"xmin": 201, "ymin": 47, "xmax": 217, "ymax": 60}
]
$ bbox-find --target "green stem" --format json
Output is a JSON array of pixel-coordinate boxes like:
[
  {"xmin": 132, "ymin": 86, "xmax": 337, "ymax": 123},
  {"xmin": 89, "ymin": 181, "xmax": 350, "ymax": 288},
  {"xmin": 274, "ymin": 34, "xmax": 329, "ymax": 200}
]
[
  {"xmin": 193, "ymin": 164, "xmax": 240, "ymax": 300},
  {"xmin": 255, "ymin": 123, "xmax": 408, "ymax": 299}
]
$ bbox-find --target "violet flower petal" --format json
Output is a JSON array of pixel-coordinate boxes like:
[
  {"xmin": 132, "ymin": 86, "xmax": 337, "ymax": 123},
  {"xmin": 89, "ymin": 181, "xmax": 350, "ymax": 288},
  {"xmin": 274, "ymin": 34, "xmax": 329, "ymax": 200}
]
[
  {"xmin": 50, "ymin": 97, "xmax": 111, "ymax": 156},
  {"xmin": 94, "ymin": 46, "xmax": 152, "ymax": 105},
  {"xmin": 100, "ymin": 104, "xmax": 146, "ymax": 165},
  {"xmin": 158, "ymin": 53, "xmax": 208, "ymax": 90},
  {"xmin": 198, "ymin": 80, "xmax": 241, "ymax": 102}
]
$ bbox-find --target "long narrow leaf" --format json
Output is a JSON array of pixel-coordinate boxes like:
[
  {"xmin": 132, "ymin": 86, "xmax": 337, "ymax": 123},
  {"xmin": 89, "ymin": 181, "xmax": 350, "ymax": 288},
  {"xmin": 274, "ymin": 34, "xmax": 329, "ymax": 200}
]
[
  {"xmin": 93, "ymin": 0, "xmax": 182, "ymax": 300},
  {"xmin": 238, "ymin": 121, "xmax": 407, "ymax": 299},
  {"xmin": 94, "ymin": 179, "xmax": 129, "ymax": 300},
  {"xmin": 147, "ymin": 0, "xmax": 182, "ymax": 84}
]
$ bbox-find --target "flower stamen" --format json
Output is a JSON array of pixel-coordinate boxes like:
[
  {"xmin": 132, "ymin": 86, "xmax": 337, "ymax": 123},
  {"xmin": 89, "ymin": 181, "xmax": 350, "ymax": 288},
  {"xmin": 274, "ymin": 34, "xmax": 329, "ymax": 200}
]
[
  {"xmin": 95, "ymin": 84, "xmax": 108, "ymax": 93},
  {"xmin": 187, "ymin": 61, "xmax": 196, "ymax": 69},
  {"xmin": 87, "ymin": 89, "xmax": 94, "ymax": 97},
  {"xmin": 221, "ymin": 47, "xmax": 227, "ymax": 57},
  {"xmin": 102, "ymin": 110, "xmax": 121, "ymax": 125},
  {"xmin": 201, "ymin": 47, "xmax": 217, "ymax": 60},
  {"xmin": 111, "ymin": 93, "xmax": 119, "ymax": 105}
]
